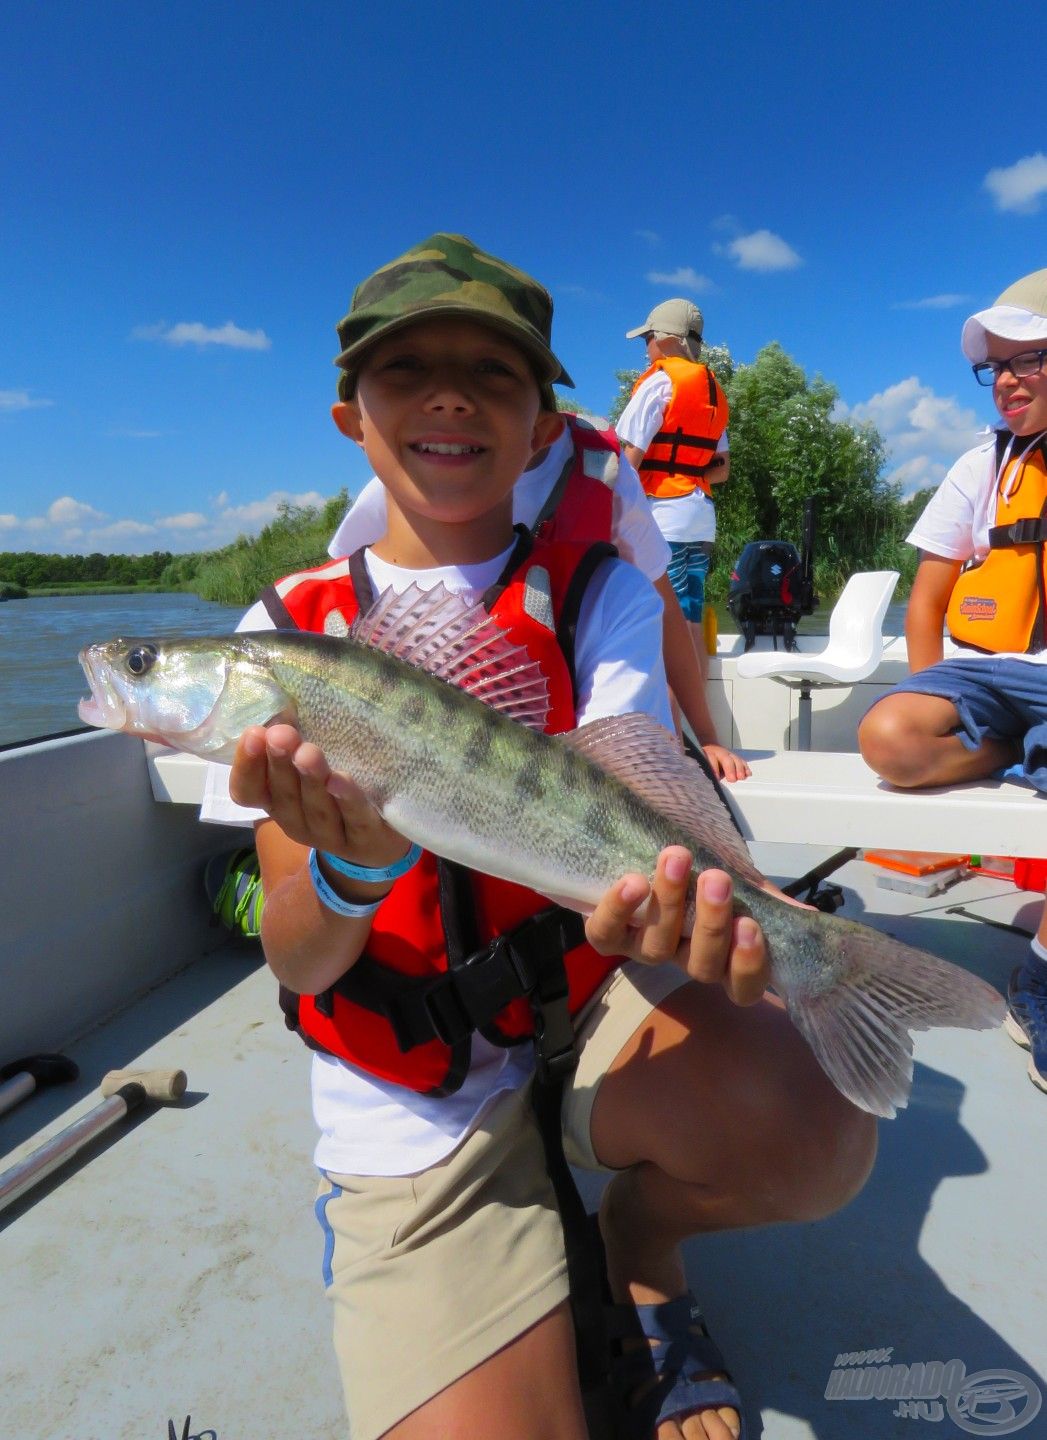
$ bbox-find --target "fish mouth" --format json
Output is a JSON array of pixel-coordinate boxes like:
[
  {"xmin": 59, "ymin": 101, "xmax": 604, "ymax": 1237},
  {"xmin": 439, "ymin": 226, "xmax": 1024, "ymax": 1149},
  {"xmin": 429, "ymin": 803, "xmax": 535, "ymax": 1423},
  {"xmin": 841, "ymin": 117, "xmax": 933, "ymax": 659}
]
[{"xmin": 77, "ymin": 646, "xmax": 127, "ymax": 731}]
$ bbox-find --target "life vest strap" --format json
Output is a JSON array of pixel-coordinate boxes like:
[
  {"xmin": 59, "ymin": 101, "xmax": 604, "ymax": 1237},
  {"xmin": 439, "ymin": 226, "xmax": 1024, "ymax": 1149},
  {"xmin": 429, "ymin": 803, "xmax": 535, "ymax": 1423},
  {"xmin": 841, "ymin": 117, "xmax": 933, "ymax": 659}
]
[
  {"xmin": 989, "ymin": 515, "xmax": 1047, "ymax": 547},
  {"xmin": 646, "ymin": 429, "xmax": 721, "ymax": 450},
  {"xmin": 638, "ymin": 457, "xmax": 713, "ymax": 479},
  {"xmin": 329, "ymin": 907, "xmax": 586, "ymax": 1080}
]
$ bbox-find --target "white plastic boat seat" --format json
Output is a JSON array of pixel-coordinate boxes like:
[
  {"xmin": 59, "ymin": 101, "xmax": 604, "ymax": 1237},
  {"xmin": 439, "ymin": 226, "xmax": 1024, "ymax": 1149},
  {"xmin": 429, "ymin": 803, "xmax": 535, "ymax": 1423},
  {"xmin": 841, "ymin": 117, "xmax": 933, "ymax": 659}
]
[
  {"xmin": 735, "ymin": 571, "xmax": 900, "ymax": 748},
  {"xmin": 147, "ymin": 743, "xmax": 1047, "ymax": 859},
  {"xmin": 725, "ymin": 749, "xmax": 1047, "ymax": 859}
]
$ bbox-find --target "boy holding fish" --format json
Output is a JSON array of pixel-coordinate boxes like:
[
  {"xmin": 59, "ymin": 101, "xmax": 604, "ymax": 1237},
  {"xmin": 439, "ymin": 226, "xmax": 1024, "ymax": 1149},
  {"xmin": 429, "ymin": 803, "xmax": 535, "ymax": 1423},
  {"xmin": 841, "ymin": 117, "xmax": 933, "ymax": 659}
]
[
  {"xmin": 86, "ymin": 234, "xmax": 1002, "ymax": 1440},
  {"xmin": 859, "ymin": 268, "xmax": 1047, "ymax": 1096},
  {"xmin": 215, "ymin": 233, "xmax": 884, "ymax": 1440}
]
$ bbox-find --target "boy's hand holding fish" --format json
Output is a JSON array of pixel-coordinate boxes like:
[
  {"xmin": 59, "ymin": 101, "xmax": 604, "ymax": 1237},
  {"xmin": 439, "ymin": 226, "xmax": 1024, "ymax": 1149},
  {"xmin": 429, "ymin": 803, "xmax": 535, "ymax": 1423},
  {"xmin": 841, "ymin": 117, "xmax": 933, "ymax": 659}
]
[
  {"xmin": 585, "ymin": 847, "xmax": 770, "ymax": 1005},
  {"xmin": 230, "ymin": 718, "xmax": 771, "ymax": 1005}
]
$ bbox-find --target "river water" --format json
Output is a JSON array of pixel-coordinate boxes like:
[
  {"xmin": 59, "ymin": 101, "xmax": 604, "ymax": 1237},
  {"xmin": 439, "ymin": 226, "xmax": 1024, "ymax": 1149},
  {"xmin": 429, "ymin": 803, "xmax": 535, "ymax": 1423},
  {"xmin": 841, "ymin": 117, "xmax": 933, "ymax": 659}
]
[
  {"xmin": 0, "ymin": 593, "xmax": 246, "ymax": 748},
  {"xmin": 0, "ymin": 590, "xmax": 908, "ymax": 749}
]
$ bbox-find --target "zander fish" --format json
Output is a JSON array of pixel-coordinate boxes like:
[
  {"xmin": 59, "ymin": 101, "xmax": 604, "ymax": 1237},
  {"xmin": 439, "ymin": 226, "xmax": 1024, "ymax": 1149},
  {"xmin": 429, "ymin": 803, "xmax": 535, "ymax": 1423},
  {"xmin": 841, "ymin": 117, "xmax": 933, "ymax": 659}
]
[{"xmin": 77, "ymin": 582, "xmax": 1003, "ymax": 1118}]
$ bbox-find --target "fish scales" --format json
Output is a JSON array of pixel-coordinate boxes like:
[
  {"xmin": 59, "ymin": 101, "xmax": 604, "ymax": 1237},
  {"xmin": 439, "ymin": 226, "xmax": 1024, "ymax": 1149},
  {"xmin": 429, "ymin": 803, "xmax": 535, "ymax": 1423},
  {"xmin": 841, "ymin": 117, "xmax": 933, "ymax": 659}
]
[{"xmin": 264, "ymin": 633, "xmax": 697, "ymax": 908}]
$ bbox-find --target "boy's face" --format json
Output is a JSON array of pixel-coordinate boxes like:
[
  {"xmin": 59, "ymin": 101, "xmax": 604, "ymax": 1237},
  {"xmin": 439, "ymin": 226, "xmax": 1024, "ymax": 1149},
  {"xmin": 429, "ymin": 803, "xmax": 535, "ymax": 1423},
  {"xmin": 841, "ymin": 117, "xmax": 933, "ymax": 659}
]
[
  {"xmin": 333, "ymin": 318, "xmax": 562, "ymax": 542},
  {"xmin": 988, "ymin": 334, "xmax": 1047, "ymax": 437}
]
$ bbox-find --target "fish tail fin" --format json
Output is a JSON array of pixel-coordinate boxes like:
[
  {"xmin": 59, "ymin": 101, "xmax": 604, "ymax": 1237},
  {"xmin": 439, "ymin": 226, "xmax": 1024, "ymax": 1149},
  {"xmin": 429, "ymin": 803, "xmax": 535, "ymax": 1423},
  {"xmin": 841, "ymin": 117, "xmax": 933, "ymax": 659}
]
[{"xmin": 785, "ymin": 932, "xmax": 1005, "ymax": 1119}]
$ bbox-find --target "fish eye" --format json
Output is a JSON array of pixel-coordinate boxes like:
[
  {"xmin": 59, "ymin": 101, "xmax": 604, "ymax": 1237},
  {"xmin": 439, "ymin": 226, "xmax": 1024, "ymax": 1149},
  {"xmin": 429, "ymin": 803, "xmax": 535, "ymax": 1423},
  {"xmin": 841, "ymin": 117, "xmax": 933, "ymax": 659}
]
[{"xmin": 126, "ymin": 644, "xmax": 158, "ymax": 677}]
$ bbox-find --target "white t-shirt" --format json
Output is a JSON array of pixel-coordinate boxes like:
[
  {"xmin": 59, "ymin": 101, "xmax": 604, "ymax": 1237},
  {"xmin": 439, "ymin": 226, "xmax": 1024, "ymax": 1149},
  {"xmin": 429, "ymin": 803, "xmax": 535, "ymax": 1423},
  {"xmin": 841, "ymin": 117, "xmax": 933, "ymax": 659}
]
[
  {"xmin": 908, "ymin": 431, "xmax": 1047, "ymax": 666},
  {"xmin": 327, "ymin": 423, "xmax": 671, "ymax": 580},
  {"xmin": 200, "ymin": 542, "xmax": 672, "ymax": 1175},
  {"xmin": 614, "ymin": 371, "xmax": 728, "ymax": 544}
]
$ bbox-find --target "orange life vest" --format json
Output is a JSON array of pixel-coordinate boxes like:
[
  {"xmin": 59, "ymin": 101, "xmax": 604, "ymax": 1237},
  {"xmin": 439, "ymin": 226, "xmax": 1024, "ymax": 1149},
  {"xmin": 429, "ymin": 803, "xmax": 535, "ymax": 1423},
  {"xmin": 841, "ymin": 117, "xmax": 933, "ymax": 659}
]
[
  {"xmin": 531, "ymin": 413, "xmax": 619, "ymax": 545},
  {"xmin": 947, "ymin": 434, "xmax": 1047, "ymax": 654},
  {"xmin": 630, "ymin": 356, "xmax": 729, "ymax": 500},
  {"xmin": 260, "ymin": 533, "xmax": 621, "ymax": 1095}
]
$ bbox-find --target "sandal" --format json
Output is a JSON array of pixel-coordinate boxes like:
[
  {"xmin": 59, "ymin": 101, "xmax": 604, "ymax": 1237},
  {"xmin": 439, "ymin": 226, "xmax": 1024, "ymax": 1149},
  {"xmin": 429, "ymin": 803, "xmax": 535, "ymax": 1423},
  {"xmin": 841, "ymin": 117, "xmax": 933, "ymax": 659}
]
[{"xmin": 606, "ymin": 1289, "xmax": 746, "ymax": 1439}]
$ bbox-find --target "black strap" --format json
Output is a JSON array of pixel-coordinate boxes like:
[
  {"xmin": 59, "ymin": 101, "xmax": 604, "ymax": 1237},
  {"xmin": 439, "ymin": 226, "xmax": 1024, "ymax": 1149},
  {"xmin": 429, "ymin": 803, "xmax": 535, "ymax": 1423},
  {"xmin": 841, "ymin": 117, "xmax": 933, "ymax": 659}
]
[
  {"xmin": 989, "ymin": 514, "xmax": 1047, "ymax": 548},
  {"xmin": 331, "ymin": 907, "xmax": 585, "ymax": 1075},
  {"xmin": 259, "ymin": 584, "xmax": 298, "ymax": 631},
  {"xmin": 347, "ymin": 548, "xmax": 375, "ymax": 609},
  {"xmin": 481, "ymin": 524, "xmax": 535, "ymax": 612},
  {"xmin": 531, "ymin": 450, "xmax": 577, "ymax": 536},
  {"xmin": 556, "ymin": 541, "xmax": 619, "ymax": 713},
  {"xmin": 639, "ymin": 456, "xmax": 713, "ymax": 479},
  {"xmin": 531, "ymin": 1076, "xmax": 614, "ymax": 1428}
]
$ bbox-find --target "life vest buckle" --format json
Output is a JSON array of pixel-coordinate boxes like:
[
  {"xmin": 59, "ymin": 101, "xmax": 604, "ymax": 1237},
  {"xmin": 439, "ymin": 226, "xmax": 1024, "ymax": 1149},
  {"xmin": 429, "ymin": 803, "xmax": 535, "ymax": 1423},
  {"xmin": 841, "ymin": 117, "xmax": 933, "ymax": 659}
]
[{"xmin": 1003, "ymin": 516, "xmax": 1047, "ymax": 546}]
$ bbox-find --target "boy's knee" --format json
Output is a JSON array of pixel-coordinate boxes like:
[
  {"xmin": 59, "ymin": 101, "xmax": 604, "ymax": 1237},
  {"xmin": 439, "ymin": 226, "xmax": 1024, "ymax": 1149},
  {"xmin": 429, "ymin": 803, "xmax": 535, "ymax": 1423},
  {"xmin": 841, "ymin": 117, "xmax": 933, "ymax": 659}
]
[
  {"xmin": 777, "ymin": 1101, "xmax": 878, "ymax": 1224},
  {"xmin": 858, "ymin": 701, "xmax": 928, "ymax": 787}
]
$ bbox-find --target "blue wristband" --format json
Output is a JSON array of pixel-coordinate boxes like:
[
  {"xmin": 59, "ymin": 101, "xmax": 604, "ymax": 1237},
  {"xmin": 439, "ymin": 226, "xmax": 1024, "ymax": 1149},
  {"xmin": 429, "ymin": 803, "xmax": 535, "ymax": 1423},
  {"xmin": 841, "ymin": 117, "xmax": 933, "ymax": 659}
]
[
  {"xmin": 320, "ymin": 842, "xmax": 422, "ymax": 884},
  {"xmin": 308, "ymin": 848, "xmax": 384, "ymax": 918}
]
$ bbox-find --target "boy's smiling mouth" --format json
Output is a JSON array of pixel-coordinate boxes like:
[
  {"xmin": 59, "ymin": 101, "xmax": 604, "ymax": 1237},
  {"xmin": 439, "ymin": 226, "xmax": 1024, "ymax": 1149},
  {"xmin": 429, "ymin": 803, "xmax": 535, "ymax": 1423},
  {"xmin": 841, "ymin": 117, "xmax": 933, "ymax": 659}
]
[
  {"xmin": 412, "ymin": 441, "xmax": 486, "ymax": 454},
  {"xmin": 409, "ymin": 437, "xmax": 488, "ymax": 460}
]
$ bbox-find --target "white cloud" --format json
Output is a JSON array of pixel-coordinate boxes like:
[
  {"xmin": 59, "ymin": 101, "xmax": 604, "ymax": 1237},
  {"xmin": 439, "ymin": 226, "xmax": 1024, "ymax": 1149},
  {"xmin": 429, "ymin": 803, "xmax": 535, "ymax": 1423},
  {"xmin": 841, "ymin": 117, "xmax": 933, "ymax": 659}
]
[
  {"xmin": 217, "ymin": 490, "xmax": 328, "ymax": 528},
  {"xmin": 81, "ymin": 519, "xmax": 160, "ymax": 544},
  {"xmin": 841, "ymin": 377, "xmax": 986, "ymax": 495},
  {"xmin": 983, "ymin": 152, "xmax": 1047, "ymax": 214},
  {"xmin": 723, "ymin": 229, "xmax": 802, "ymax": 272},
  {"xmin": 0, "ymin": 389, "xmax": 54, "ymax": 412},
  {"xmin": 47, "ymin": 497, "xmax": 106, "ymax": 526},
  {"xmin": 558, "ymin": 283, "xmax": 608, "ymax": 303},
  {"xmin": 646, "ymin": 266, "xmax": 712, "ymax": 292},
  {"xmin": 0, "ymin": 487, "xmax": 334, "ymax": 555},
  {"xmin": 635, "ymin": 229, "xmax": 660, "ymax": 246},
  {"xmin": 133, "ymin": 320, "xmax": 272, "ymax": 351},
  {"xmin": 892, "ymin": 294, "xmax": 971, "ymax": 311},
  {"xmin": 158, "ymin": 512, "xmax": 208, "ymax": 530}
]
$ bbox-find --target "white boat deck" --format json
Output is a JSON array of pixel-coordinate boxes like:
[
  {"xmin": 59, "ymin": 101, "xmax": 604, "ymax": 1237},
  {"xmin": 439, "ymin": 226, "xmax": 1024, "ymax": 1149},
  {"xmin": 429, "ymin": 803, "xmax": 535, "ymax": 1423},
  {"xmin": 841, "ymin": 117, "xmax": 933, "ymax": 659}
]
[{"xmin": 4, "ymin": 840, "xmax": 1045, "ymax": 1440}]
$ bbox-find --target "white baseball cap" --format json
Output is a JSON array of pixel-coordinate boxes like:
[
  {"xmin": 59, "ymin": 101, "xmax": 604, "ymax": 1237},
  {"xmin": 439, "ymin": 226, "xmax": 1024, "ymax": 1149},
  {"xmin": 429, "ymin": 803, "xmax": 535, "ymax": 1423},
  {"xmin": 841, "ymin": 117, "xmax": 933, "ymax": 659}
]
[
  {"xmin": 961, "ymin": 268, "xmax": 1047, "ymax": 363},
  {"xmin": 625, "ymin": 298, "xmax": 704, "ymax": 341}
]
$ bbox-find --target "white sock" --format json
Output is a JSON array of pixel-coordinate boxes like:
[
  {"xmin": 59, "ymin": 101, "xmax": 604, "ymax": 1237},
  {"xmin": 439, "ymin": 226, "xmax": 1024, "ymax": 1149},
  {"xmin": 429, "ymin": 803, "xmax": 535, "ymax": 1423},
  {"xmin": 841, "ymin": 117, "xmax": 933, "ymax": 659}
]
[{"xmin": 1029, "ymin": 936, "xmax": 1047, "ymax": 969}]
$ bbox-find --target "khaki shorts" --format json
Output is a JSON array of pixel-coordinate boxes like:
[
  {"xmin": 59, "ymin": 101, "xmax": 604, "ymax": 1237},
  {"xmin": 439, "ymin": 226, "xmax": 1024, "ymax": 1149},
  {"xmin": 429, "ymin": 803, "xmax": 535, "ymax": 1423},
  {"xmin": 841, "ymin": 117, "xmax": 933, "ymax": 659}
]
[{"xmin": 316, "ymin": 961, "xmax": 688, "ymax": 1440}]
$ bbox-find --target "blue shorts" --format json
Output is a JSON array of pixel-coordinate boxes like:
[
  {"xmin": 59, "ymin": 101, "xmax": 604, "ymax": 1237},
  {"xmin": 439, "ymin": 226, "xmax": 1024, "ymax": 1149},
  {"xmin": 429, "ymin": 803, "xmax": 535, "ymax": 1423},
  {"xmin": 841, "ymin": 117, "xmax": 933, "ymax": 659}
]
[
  {"xmin": 666, "ymin": 540, "xmax": 714, "ymax": 624},
  {"xmin": 880, "ymin": 655, "xmax": 1047, "ymax": 794}
]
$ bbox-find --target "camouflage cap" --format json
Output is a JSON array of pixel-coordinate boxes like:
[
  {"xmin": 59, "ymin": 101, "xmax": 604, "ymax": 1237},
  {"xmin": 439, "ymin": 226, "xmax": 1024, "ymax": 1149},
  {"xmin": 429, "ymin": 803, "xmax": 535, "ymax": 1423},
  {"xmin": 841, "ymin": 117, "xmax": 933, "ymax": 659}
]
[{"xmin": 334, "ymin": 233, "xmax": 574, "ymax": 399}]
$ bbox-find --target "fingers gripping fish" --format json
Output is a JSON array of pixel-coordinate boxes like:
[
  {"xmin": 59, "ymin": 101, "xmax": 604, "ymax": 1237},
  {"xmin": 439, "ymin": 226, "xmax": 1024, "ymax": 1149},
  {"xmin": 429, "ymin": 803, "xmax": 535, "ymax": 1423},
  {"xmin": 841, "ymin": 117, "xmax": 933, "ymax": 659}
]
[{"xmin": 77, "ymin": 583, "xmax": 1004, "ymax": 1119}]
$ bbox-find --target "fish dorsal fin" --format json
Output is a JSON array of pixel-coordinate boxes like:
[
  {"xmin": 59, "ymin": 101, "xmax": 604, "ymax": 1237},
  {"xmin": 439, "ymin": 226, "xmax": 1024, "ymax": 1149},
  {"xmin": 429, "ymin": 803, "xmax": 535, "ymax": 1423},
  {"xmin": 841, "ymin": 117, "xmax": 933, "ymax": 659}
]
[
  {"xmin": 562, "ymin": 714, "xmax": 764, "ymax": 886},
  {"xmin": 353, "ymin": 582, "xmax": 550, "ymax": 730}
]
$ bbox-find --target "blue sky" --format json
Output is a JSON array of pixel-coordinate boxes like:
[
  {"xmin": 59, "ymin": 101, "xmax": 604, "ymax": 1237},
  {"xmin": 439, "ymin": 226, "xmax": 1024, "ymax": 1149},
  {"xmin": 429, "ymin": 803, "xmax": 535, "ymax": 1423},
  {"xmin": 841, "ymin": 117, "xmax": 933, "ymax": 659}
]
[{"xmin": 2, "ymin": 1, "xmax": 1044, "ymax": 556}]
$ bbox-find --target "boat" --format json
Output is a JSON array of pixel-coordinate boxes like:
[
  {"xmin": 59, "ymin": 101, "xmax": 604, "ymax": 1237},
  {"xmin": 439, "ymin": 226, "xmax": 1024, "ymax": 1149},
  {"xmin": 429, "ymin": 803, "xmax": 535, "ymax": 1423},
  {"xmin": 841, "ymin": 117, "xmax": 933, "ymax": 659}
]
[{"xmin": 2, "ymin": 632, "xmax": 1045, "ymax": 1439}]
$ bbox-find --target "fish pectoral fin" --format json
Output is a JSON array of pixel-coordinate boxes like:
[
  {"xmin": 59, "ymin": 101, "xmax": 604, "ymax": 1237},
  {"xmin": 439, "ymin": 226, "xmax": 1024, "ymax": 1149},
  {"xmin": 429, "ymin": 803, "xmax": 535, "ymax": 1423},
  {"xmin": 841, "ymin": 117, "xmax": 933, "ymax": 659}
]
[
  {"xmin": 353, "ymin": 582, "xmax": 550, "ymax": 730},
  {"xmin": 785, "ymin": 934, "xmax": 1005, "ymax": 1118},
  {"xmin": 562, "ymin": 715, "xmax": 764, "ymax": 887}
]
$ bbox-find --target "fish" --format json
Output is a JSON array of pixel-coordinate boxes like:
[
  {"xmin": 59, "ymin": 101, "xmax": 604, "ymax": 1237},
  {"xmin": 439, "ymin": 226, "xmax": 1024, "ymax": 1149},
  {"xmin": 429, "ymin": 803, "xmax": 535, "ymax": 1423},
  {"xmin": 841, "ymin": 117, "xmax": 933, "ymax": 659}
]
[{"xmin": 77, "ymin": 581, "xmax": 1004, "ymax": 1118}]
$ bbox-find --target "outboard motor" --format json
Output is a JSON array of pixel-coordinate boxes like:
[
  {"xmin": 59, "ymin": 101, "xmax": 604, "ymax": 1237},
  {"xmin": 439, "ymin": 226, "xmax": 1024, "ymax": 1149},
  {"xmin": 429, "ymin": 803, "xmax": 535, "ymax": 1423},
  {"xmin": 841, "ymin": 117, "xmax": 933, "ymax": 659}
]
[{"xmin": 727, "ymin": 498, "xmax": 818, "ymax": 651}]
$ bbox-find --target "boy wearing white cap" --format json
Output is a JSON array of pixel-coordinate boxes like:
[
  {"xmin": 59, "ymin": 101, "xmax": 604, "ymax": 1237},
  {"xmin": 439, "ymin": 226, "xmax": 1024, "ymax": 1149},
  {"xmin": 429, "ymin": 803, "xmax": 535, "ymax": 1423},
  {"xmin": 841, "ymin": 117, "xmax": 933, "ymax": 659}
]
[
  {"xmin": 859, "ymin": 268, "xmax": 1047, "ymax": 1093},
  {"xmin": 617, "ymin": 301, "xmax": 735, "ymax": 735}
]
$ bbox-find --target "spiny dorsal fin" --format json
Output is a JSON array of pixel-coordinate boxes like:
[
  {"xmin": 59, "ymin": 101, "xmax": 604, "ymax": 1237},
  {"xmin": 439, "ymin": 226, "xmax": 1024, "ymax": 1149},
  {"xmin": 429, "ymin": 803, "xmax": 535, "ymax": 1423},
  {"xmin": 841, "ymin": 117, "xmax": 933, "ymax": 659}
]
[
  {"xmin": 353, "ymin": 582, "xmax": 550, "ymax": 730},
  {"xmin": 562, "ymin": 714, "xmax": 764, "ymax": 886}
]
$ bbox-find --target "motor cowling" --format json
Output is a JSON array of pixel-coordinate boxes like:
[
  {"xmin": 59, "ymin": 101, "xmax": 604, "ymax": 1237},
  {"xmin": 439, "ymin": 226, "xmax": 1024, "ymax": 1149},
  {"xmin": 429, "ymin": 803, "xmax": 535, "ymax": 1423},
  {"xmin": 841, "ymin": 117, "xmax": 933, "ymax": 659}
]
[{"xmin": 727, "ymin": 540, "xmax": 816, "ymax": 651}]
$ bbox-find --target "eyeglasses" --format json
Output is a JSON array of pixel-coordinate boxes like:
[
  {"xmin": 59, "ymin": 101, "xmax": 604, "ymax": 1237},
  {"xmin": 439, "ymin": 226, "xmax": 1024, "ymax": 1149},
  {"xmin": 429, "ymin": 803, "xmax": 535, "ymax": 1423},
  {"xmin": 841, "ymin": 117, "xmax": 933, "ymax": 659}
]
[{"xmin": 972, "ymin": 349, "xmax": 1047, "ymax": 386}]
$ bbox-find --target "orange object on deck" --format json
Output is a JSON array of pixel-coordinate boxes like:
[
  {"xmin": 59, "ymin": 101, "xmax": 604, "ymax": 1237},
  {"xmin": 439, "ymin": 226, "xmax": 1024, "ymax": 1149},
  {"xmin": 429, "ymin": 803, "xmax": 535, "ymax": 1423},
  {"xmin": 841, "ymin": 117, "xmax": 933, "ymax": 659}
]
[{"xmin": 862, "ymin": 850, "xmax": 970, "ymax": 876}]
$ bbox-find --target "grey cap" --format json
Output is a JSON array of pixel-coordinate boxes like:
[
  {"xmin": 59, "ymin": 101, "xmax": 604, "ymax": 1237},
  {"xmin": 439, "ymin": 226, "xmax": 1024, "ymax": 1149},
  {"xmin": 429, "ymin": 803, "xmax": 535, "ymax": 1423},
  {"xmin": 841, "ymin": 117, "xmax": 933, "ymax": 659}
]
[
  {"xmin": 626, "ymin": 298, "xmax": 704, "ymax": 341},
  {"xmin": 961, "ymin": 268, "xmax": 1047, "ymax": 362}
]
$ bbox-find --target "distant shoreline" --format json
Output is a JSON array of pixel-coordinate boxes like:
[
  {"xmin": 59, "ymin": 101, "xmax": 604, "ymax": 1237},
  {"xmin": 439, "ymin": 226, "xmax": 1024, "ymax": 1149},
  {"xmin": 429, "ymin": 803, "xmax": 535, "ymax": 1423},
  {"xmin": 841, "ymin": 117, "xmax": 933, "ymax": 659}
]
[{"xmin": 20, "ymin": 584, "xmax": 185, "ymax": 599}]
